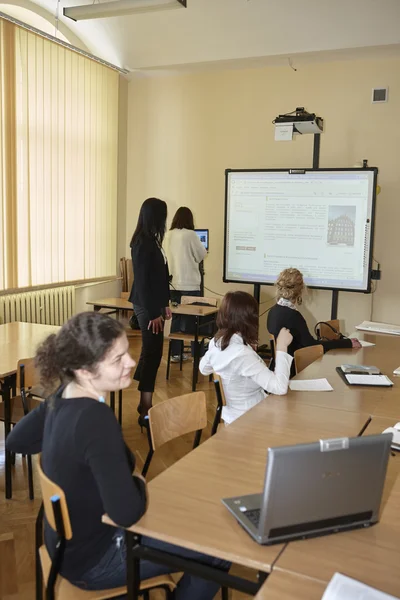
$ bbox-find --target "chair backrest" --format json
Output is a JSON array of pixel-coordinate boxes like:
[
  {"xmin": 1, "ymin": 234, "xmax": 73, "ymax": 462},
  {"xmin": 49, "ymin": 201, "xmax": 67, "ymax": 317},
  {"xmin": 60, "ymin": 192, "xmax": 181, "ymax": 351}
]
[
  {"xmin": 212, "ymin": 373, "xmax": 226, "ymax": 407},
  {"xmin": 181, "ymin": 295, "xmax": 218, "ymax": 307},
  {"xmin": 120, "ymin": 292, "xmax": 130, "ymax": 300},
  {"xmin": 268, "ymin": 333, "xmax": 276, "ymax": 358},
  {"xmin": 317, "ymin": 319, "xmax": 341, "ymax": 341},
  {"xmin": 17, "ymin": 358, "xmax": 40, "ymax": 391},
  {"xmin": 37, "ymin": 459, "xmax": 73, "ymax": 540},
  {"xmin": 148, "ymin": 392, "xmax": 207, "ymax": 450},
  {"xmin": 294, "ymin": 344, "xmax": 324, "ymax": 374}
]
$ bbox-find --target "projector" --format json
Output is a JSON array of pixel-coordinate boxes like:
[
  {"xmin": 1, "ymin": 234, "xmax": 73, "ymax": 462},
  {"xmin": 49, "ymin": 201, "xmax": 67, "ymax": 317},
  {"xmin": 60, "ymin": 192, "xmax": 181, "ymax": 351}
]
[{"xmin": 274, "ymin": 107, "xmax": 324, "ymax": 135}]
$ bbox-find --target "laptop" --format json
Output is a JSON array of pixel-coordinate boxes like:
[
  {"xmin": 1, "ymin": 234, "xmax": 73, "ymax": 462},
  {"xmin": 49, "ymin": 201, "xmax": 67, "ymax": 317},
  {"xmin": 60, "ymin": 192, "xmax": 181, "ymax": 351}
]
[
  {"xmin": 222, "ymin": 433, "xmax": 392, "ymax": 545},
  {"xmin": 194, "ymin": 228, "xmax": 209, "ymax": 251}
]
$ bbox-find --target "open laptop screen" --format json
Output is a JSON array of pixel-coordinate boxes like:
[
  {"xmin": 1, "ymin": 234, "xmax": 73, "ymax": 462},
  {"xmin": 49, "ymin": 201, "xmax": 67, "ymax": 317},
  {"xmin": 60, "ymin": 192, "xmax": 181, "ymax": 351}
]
[{"xmin": 195, "ymin": 229, "xmax": 209, "ymax": 251}]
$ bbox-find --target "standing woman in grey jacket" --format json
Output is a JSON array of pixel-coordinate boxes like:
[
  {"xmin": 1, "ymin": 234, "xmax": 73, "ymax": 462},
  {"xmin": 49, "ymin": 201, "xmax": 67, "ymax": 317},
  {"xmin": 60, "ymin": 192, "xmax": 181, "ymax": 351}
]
[{"xmin": 165, "ymin": 207, "xmax": 207, "ymax": 362}]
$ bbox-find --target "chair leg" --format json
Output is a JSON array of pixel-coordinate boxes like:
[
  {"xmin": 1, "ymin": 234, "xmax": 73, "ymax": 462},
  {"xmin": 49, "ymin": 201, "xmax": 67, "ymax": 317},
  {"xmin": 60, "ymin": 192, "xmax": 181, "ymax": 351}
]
[
  {"xmin": 27, "ymin": 454, "xmax": 34, "ymax": 500},
  {"xmin": 211, "ymin": 408, "xmax": 222, "ymax": 436},
  {"xmin": 141, "ymin": 449, "xmax": 154, "ymax": 477},
  {"xmin": 166, "ymin": 340, "xmax": 172, "ymax": 380},
  {"xmin": 35, "ymin": 503, "xmax": 44, "ymax": 600},
  {"xmin": 179, "ymin": 341, "xmax": 184, "ymax": 371},
  {"xmin": 221, "ymin": 586, "xmax": 229, "ymax": 600},
  {"xmin": 141, "ymin": 591, "xmax": 150, "ymax": 600}
]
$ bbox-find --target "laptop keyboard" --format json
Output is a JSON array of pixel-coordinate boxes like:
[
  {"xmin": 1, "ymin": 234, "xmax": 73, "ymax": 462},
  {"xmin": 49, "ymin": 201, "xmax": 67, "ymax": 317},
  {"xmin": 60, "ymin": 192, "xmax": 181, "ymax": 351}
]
[{"xmin": 244, "ymin": 508, "xmax": 261, "ymax": 528}]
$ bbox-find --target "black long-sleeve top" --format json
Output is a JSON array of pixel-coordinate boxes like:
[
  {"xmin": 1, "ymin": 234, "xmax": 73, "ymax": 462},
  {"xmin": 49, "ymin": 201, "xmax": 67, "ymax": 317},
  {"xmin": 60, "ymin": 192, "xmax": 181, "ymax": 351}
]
[
  {"xmin": 267, "ymin": 304, "xmax": 352, "ymax": 374},
  {"xmin": 129, "ymin": 235, "xmax": 170, "ymax": 320},
  {"xmin": 6, "ymin": 388, "xmax": 147, "ymax": 581}
]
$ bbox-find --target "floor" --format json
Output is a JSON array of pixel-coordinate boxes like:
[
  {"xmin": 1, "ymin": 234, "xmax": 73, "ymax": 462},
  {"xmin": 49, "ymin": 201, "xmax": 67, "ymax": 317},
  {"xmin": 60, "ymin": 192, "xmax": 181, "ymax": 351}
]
[{"xmin": 0, "ymin": 334, "xmax": 256, "ymax": 599}]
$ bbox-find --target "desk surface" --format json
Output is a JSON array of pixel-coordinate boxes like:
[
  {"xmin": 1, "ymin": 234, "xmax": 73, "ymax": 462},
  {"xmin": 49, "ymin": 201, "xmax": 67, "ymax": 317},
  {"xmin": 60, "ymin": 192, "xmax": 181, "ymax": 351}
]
[
  {"xmin": 274, "ymin": 475, "xmax": 400, "ymax": 597},
  {"xmin": 255, "ymin": 572, "xmax": 326, "ymax": 600},
  {"xmin": 0, "ymin": 322, "xmax": 60, "ymax": 378},
  {"xmin": 104, "ymin": 398, "xmax": 369, "ymax": 572},
  {"xmin": 87, "ymin": 297, "xmax": 218, "ymax": 317},
  {"xmin": 288, "ymin": 333, "xmax": 400, "ymax": 418}
]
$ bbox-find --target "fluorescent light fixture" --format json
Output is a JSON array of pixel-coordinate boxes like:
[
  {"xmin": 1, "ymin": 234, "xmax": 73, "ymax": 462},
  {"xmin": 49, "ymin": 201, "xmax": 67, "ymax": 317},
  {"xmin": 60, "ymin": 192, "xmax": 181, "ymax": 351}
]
[{"xmin": 63, "ymin": 0, "xmax": 186, "ymax": 21}]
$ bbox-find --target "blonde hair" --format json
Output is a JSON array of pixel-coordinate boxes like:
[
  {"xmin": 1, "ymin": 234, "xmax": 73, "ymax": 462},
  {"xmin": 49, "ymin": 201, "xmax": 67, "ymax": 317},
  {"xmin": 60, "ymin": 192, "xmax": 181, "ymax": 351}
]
[{"xmin": 275, "ymin": 268, "xmax": 304, "ymax": 304}]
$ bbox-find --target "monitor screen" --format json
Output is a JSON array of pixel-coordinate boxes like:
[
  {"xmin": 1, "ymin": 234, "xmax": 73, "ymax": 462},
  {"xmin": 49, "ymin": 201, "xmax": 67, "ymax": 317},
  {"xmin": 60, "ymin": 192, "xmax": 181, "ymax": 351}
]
[
  {"xmin": 224, "ymin": 168, "xmax": 377, "ymax": 292},
  {"xmin": 195, "ymin": 229, "xmax": 209, "ymax": 251}
]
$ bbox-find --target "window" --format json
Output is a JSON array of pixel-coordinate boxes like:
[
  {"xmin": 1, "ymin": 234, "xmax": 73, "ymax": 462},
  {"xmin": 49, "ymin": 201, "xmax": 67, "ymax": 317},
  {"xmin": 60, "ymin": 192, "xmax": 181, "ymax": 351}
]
[{"xmin": 0, "ymin": 18, "xmax": 119, "ymax": 290}]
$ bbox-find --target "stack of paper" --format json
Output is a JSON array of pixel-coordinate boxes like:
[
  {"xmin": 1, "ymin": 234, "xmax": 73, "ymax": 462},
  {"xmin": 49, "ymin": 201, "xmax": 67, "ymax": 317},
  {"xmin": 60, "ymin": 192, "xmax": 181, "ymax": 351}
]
[{"xmin": 355, "ymin": 321, "xmax": 400, "ymax": 336}]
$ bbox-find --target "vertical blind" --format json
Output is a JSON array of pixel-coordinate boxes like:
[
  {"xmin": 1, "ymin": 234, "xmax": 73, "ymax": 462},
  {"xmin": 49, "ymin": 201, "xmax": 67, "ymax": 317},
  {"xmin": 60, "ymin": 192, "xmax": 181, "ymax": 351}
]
[{"xmin": 0, "ymin": 18, "xmax": 119, "ymax": 291}]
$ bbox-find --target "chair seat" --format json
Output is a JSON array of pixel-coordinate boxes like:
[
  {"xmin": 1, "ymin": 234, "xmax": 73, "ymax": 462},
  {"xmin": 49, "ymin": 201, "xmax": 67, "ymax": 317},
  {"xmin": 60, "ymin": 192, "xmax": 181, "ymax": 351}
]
[
  {"xmin": 0, "ymin": 396, "xmax": 43, "ymax": 424},
  {"xmin": 39, "ymin": 545, "xmax": 176, "ymax": 599}
]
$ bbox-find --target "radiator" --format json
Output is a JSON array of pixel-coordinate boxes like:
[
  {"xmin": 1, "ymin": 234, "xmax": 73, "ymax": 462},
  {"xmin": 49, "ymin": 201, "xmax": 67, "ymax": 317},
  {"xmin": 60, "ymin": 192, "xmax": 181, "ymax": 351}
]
[{"xmin": 0, "ymin": 286, "xmax": 75, "ymax": 326}]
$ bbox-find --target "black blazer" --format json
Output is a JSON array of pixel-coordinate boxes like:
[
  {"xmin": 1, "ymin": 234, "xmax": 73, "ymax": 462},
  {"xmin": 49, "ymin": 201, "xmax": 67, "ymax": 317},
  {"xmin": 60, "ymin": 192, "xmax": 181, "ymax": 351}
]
[
  {"xmin": 267, "ymin": 303, "xmax": 352, "ymax": 358},
  {"xmin": 129, "ymin": 236, "xmax": 170, "ymax": 320}
]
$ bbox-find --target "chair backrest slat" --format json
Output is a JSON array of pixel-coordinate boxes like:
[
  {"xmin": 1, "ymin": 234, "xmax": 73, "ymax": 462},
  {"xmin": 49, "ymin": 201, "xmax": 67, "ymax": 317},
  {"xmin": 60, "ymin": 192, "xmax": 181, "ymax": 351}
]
[
  {"xmin": 318, "ymin": 319, "xmax": 341, "ymax": 340},
  {"xmin": 148, "ymin": 392, "xmax": 207, "ymax": 450},
  {"xmin": 37, "ymin": 459, "xmax": 73, "ymax": 540},
  {"xmin": 294, "ymin": 344, "xmax": 324, "ymax": 374},
  {"xmin": 16, "ymin": 357, "xmax": 39, "ymax": 391}
]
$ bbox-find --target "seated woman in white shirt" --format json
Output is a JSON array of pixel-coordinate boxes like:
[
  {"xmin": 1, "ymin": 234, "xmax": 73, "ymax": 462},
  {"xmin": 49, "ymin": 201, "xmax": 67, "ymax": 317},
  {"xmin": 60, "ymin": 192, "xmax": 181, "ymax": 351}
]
[{"xmin": 199, "ymin": 291, "xmax": 293, "ymax": 424}]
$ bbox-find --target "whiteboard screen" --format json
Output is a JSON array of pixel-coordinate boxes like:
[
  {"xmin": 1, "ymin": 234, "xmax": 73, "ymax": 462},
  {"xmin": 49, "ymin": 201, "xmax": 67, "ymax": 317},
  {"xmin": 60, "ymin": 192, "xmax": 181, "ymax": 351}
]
[{"xmin": 224, "ymin": 168, "xmax": 377, "ymax": 292}]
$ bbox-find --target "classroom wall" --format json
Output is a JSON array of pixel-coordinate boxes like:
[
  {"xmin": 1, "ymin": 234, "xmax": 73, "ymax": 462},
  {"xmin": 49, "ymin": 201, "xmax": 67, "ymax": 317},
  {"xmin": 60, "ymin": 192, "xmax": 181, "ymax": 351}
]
[{"xmin": 124, "ymin": 56, "xmax": 400, "ymax": 343}]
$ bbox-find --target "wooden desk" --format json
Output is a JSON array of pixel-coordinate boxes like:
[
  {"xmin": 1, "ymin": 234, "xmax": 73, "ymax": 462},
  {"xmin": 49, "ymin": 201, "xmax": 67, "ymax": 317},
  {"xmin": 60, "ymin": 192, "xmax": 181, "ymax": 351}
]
[
  {"xmin": 0, "ymin": 322, "xmax": 60, "ymax": 498},
  {"xmin": 255, "ymin": 571, "xmax": 326, "ymax": 600},
  {"xmin": 288, "ymin": 334, "xmax": 400, "ymax": 416},
  {"xmin": 104, "ymin": 397, "xmax": 369, "ymax": 599},
  {"xmin": 274, "ymin": 476, "xmax": 400, "ymax": 597}
]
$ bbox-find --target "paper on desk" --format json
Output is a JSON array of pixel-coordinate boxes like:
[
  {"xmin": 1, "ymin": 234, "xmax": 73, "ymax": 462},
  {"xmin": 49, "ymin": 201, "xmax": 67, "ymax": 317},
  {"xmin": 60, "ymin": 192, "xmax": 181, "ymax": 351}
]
[
  {"xmin": 289, "ymin": 378, "xmax": 333, "ymax": 391},
  {"xmin": 322, "ymin": 572, "xmax": 398, "ymax": 600},
  {"xmin": 346, "ymin": 374, "xmax": 393, "ymax": 386},
  {"xmin": 349, "ymin": 333, "xmax": 375, "ymax": 347}
]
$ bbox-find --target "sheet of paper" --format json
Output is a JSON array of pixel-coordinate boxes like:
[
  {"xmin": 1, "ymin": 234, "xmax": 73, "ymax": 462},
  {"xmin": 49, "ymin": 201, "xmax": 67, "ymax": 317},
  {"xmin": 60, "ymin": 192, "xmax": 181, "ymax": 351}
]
[
  {"xmin": 274, "ymin": 123, "xmax": 293, "ymax": 141},
  {"xmin": 349, "ymin": 333, "xmax": 376, "ymax": 347},
  {"xmin": 289, "ymin": 378, "xmax": 333, "ymax": 391},
  {"xmin": 322, "ymin": 572, "xmax": 398, "ymax": 600},
  {"xmin": 345, "ymin": 374, "xmax": 393, "ymax": 386}
]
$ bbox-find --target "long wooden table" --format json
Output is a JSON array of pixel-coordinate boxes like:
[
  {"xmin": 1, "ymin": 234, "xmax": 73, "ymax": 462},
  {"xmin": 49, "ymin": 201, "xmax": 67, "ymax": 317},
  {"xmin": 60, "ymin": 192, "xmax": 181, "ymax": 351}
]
[
  {"xmin": 0, "ymin": 322, "xmax": 60, "ymax": 498},
  {"xmin": 104, "ymin": 329, "xmax": 400, "ymax": 599},
  {"xmin": 87, "ymin": 297, "xmax": 219, "ymax": 391},
  {"xmin": 254, "ymin": 571, "xmax": 326, "ymax": 600}
]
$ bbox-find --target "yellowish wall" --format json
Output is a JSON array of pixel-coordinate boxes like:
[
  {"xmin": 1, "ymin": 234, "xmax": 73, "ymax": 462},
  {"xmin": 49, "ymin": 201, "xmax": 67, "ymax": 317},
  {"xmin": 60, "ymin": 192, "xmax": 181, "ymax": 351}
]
[{"xmin": 125, "ymin": 57, "xmax": 400, "ymax": 343}]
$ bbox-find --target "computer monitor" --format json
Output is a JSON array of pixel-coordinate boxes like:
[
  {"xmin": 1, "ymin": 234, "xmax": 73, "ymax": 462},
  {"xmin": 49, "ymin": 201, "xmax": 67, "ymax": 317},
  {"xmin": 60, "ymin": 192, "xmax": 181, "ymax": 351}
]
[{"xmin": 195, "ymin": 229, "xmax": 209, "ymax": 251}]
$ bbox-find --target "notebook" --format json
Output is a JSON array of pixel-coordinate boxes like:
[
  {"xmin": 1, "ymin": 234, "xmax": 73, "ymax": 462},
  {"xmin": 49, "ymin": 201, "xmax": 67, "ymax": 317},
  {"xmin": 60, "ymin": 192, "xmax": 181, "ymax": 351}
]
[
  {"xmin": 336, "ymin": 368, "xmax": 393, "ymax": 387},
  {"xmin": 322, "ymin": 573, "xmax": 399, "ymax": 600}
]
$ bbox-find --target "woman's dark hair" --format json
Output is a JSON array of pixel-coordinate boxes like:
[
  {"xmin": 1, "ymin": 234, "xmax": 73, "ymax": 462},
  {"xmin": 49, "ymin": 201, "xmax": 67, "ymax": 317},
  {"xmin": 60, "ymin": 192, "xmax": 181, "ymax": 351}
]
[
  {"xmin": 215, "ymin": 291, "xmax": 259, "ymax": 351},
  {"xmin": 170, "ymin": 206, "xmax": 195, "ymax": 231},
  {"xmin": 130, "ymin": 197, "xmax": 167, "ymax": 247},
  {"xmin": 35, "ymin": 312, "xmax": 125, "ymax": 391}
]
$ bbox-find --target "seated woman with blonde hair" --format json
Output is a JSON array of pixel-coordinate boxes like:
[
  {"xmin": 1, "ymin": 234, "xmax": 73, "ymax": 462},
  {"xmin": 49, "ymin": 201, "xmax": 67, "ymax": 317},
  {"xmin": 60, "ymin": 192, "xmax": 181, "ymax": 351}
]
[
  {"xmin": 199, "ymin": 291, "xmax": 293, "ymax": 424},
  {"xmin": 267, "ymin": 268, "xmax": 360, "ymax": 368}
]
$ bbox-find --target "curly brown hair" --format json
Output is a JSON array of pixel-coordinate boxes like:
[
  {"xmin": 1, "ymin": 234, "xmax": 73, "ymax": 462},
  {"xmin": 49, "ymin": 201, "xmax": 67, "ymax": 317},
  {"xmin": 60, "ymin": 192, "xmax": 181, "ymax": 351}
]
[
  {"xmin": 35, "ymin": 312, "xmax": 125, "ymax": 393},
  {"xmin": 275, "ymin": 268, "xmax": 304, "ymax": 304},
  {"xmin": 215, "ymin": 291, "xmax": 259, "ymax": 351}
]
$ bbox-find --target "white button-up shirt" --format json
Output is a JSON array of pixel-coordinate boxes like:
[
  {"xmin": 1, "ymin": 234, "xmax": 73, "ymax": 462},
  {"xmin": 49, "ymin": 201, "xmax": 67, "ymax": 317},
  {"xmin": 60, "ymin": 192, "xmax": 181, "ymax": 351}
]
[{"xmin": 199, "ymin": 333, "xmax": 293, "ymax": 424}]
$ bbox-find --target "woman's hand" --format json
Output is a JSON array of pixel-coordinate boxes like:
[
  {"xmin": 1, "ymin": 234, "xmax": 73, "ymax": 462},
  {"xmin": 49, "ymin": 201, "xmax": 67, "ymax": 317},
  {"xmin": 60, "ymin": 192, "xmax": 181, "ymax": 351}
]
[
  {"xmin": 148, "ymin": 316, "xmax": 164, "ymax": 334},
  {"xmin": 276, "ymin": 327, "xmax": 293, "ymax": 352},
  {"xmin": 351, "ymin": 338, "xmax": 362, "ymax": 348},
  {"xmin": 165, "ymin": 307, "xmax": 172, "ymax": 320}
]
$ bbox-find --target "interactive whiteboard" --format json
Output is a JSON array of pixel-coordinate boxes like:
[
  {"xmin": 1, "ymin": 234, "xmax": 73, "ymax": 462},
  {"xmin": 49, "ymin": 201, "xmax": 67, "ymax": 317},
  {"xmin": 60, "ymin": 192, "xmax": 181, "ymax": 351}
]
[{"xmin": 224, "ymin": 168, "xmax": 378, "ymax": 292}]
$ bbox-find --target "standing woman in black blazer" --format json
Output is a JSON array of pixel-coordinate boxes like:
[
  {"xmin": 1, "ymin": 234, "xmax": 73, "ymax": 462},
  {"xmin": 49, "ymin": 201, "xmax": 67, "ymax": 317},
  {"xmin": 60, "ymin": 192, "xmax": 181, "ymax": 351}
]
[{"xmin": 129, "ymin": 198, "xmax": 171, "ymax": 426}]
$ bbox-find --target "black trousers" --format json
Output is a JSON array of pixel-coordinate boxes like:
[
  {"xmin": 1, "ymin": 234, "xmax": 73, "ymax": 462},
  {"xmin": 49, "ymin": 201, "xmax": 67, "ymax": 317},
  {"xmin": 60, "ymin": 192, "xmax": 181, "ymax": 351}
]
[{"xmin": 133, "ymin": 305, "xmax": 164, "ymax": 392}]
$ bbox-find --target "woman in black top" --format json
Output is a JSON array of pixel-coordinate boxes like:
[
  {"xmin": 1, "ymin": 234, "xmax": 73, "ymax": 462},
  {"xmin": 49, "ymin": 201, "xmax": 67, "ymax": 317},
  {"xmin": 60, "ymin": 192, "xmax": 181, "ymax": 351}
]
[
  {"xmin": 6, "ymin": 312, "xmax": 229, "ymax": 598},
  {"xmin": 267, "ymin": 268, "xmax": 361, "ymax": 373},
  {"xmin": 129, "ymin": 198, "xmax": 171, "ymax": 425}
]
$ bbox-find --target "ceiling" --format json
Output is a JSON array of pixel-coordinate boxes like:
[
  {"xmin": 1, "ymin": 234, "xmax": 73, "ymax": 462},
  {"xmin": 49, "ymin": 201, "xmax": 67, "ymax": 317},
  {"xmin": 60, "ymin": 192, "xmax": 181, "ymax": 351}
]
[{"xmin": 4, "ymin": 0, "xmax": 400, "ymax": 73}]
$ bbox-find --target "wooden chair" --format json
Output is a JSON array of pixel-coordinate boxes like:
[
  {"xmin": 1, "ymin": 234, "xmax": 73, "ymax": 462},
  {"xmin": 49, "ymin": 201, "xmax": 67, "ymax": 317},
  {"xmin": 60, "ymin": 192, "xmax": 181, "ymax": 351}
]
[
  {"xmin": 294, "ymin": 345, "xmax": 324, "ymax": 374},
  {"xmin": 166, "ymin": 296, "xmax": 217, "ymax": 379},
  {"xmin": 316, "ymin": 319, "xmax": 341, "ymax": 341},
  {"xmin": 35, "ymin": 459, "xmax": 176, "ymax": 600},
  {"xmin": 141, "ymin": 392, "xmax": 207, "ymax": 477},
  {"xmin": 211, "ymin": 373, "xmax": 226, "ymax": 435},
  {"xmin": 0, "ymin": 358, "xmax": 44, "ymax": 499}
]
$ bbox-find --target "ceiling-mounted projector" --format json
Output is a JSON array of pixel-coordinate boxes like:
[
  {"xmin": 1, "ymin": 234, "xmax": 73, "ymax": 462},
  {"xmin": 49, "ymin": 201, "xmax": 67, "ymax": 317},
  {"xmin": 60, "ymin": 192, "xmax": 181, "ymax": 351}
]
[{"xmin": 274, "ymin": 107, "xmax": 323, "ymax": 135}]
